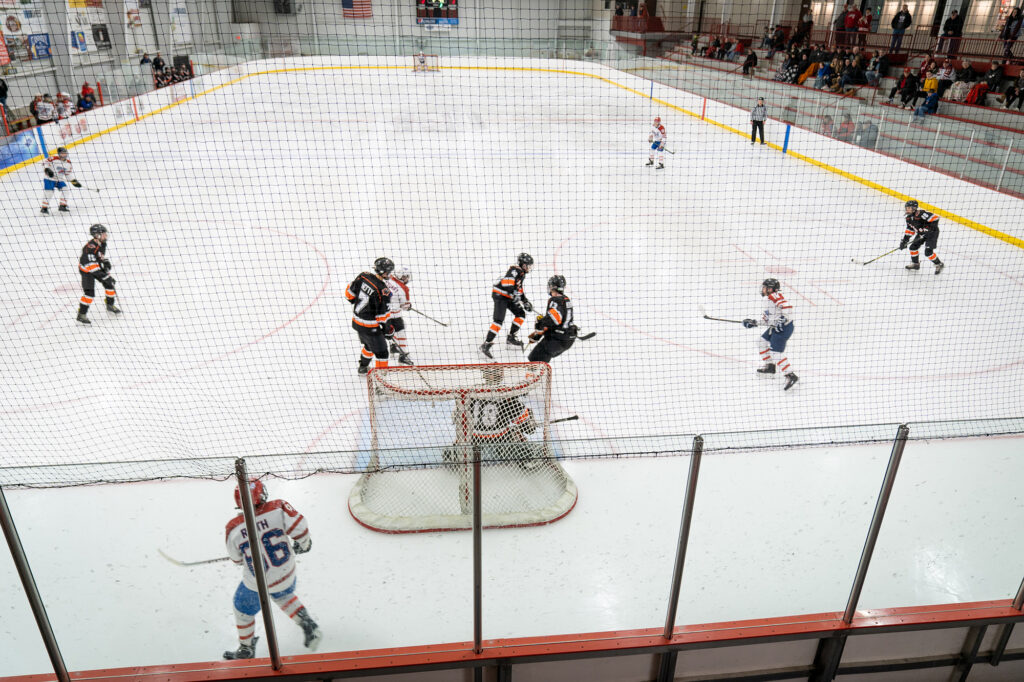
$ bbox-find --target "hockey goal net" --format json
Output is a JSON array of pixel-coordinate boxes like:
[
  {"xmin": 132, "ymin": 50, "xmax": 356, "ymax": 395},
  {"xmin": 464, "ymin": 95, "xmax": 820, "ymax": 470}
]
[
  {"xmin": 349, "ymin": 363, "xmax": 578, "ymax": 533},
  {"xmin": 412, "ymin": 53, "xmax": 439, "ymax": 72}
]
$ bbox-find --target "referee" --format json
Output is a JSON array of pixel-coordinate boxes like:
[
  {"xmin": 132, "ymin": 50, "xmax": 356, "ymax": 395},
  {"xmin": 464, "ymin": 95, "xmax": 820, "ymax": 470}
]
[{"xmin": 751, "ymin": 96, "xmax": 767, "ymax": 145}]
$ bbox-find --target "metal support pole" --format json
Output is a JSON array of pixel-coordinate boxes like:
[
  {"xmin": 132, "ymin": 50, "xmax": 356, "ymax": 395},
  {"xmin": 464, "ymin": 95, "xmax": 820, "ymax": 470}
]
[
  {"xmin": 930, "ymin": 123, "xmax": 942, "ymax": 168},
  {"xmin": 992, "ymin": 574, "xmax": 1024, "ymax": 665},
  {"xmin": 843, "ymin": 424, "xmax": 910, "ymax": 624},
  {"xmin": 951, "ymin": 625, "xmax": 987, "ymax": 681},
  {"xmin": 234, "ymin": 459, "xmax": 282, "ymax": 670},
  {"xmin": 662, "ymin": 435, "xmax": 704, "ymax": 638},
  {"xmin": 996, "ymin": 141, "xmax": 1013, "ymax": 191},
  {"xmin": 961, "ymin": 131, "xmax": 974, "ymax": 179},
  {"xmin": 0, "ymin": 485, "xmax": 70, "ymax": 682},
  {"xmin": 473, "ymin": 446, "xmax": 483, "ymax": 655}
]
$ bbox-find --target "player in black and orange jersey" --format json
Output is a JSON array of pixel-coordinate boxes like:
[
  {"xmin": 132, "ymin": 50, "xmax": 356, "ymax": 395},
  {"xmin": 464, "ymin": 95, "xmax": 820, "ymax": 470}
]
[
  {"xmin": 345, "ymin": 257, "xmax": 394, "ymax": 375},
  {"xmin": 76, "ymin": 224, "xmax": 120, "ymax": 324},
  {"xmin": 479, "ymin": 253, "xmax": 533, "ymax": 359},
  {"xmin": 899, "ymin": 200, "xmax": 944, "ymax": 274},
  {"xmin": 528, "ymin": 275, "xmax": 578, "ymax": 364}
]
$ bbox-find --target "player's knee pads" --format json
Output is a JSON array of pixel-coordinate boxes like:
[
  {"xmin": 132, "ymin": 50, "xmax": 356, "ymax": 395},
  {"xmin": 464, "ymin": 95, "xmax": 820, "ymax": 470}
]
[{"xmin": 233, "ymin": 582, "xmax": 262, "ymax": 616}]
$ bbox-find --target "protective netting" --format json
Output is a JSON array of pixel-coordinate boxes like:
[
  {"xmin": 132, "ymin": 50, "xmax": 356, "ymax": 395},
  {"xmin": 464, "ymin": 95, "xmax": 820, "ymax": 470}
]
[{"xmin": 1, "ymin": 0, "xmax": 1023, "ymax": 491}]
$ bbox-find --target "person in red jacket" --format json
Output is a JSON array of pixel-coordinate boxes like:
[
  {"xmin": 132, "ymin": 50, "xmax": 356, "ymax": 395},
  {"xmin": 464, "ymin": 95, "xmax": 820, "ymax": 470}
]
[{"xmin": 843, "ymin": 4, "xmax": 862, "ymax": 46}]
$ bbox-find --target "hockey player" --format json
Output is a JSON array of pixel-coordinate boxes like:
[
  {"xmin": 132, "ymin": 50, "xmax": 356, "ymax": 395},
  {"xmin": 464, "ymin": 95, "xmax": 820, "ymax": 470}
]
[
  {"xmin": 646, "ymin": 116, "xmax": 666, "ymax": 169},
  {"xmin": 41, "ymin": 146, "xmax": 81, "ymax": 214},
  {"xmin": 35, "ymin": 94, "xmax": 55, "ymax": 125},
  {"xmin": 77, "ymin": 224, "xmax": 120, "ymax": 324},
  {"xmin": 345, "ymin": 257, "xmax": 394, "ymax": 375},
  {"xmin": 899, "ymin": 199, "xmax": 944, "ymax": 274},
  {"xmin": 385, "ymin": 266, "xmax": 414, "ymax": 366},
  {"xmin": 528, "ymin": 275, "xmax": 578, "ymax": 364},
  {"xmin": 480, "ymin": 253, "xmax": 534, "ymax": 359},
  {"xmin": 55, "ymin": 93, "xmax": 75, "ymax": 120},
  {"xmin": 743, "ymin": 278, "xmax": 799, "ymax": 391},
  {"xmin": 223, "ymin": 479, "xmax": 322, "ymax": 660}
]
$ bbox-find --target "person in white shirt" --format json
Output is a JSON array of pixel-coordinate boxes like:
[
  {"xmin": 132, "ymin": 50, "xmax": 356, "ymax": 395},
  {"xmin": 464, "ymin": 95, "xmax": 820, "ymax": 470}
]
[
  {"xmin": 385, "ymin": 266, "xmax": 414, "ymax": 365},
  {"xmin": 646, "ymin": 116, "xmax": 666, "ymax": 169}
]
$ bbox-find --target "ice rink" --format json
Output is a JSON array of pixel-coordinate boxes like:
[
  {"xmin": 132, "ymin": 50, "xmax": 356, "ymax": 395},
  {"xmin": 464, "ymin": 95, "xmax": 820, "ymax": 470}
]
[{"xmin": 2, "ymin": 59, "xmax": 1024, "ymax": 675}]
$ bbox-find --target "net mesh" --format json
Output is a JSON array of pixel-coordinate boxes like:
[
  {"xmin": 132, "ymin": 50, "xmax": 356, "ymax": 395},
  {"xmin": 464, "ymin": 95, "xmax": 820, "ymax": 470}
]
[{"xmin": 0, "ymin": 1, "xmax": 1022, "ymax": 492}]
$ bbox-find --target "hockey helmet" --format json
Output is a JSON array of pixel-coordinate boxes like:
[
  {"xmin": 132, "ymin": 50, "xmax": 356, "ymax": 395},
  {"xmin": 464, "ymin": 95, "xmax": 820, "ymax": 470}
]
[
  {"xmin": 57, "ymin": 146, "xmax": 69, "ymax": 160},
  {"xmin": 395, "ymin": 266, "xmax": 411, "ymax": 283},
  {"xmin": 374, "ymin": 257, "xmax": 395, "ymax": 278},
  {"xmin": 89, "ymin": 224, "xmax": 107, "ymax": 238},
  {"xmin": 653, "ymin": 116, "xmax": 661, "ymax": 125},
  {"xmin": 904, "ymin": 199, "xmax": 919, "ymax": 213},
  {"xmin": 517, "ymin": 252, "xmax": 534, "ymax": 268},
  {"xmin": 762, "ymin": 278, "xmax": 780, "ymax": 294},
  {"xmin": 234, "ymin": 479, "xmax": 268, "ymax": 508},
  {"xmin": 548, "ymin": 275, "xmax": 566, "ymax": 293}
]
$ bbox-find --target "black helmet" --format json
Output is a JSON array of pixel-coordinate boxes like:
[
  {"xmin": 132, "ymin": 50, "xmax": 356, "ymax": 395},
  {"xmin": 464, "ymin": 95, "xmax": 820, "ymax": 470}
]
[
  {"xmin": 89, "ymin": 224, "xmax": 107, "ymax": 237},
  {"xmin": 57, "ymin": 146, "xmax": 68, "ymax": 158},
  {"xmin": 518, "ymin": 253, "xmax": 534, "ymax": 267},
  {"xmin": 762, "ymin": 278, "xmax": 780, "ymax": 294},
  {"xmin": 548, "ymin": 275, "xmax": 566, "ymax": 293},
  {"xmin": 905, "ymin": 199, "xmax": 919, "ymax": 211},
  {"xmin": 373, "ymin": 257, "xmax": 394, "ymax": 278}
]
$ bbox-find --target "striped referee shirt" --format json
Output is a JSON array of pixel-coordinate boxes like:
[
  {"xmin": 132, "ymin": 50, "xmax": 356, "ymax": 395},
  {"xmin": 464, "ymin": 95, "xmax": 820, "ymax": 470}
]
[{"xmin": 751, "ymin": 104, "xmax": 767, "ymax": 121}]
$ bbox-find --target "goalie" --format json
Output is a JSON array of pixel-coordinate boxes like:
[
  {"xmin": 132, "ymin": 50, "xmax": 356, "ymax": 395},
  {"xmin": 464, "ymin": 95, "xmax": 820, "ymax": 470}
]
[{"xmin": 444, "ymin": 366, "xmax": 544, "ymax": 469}]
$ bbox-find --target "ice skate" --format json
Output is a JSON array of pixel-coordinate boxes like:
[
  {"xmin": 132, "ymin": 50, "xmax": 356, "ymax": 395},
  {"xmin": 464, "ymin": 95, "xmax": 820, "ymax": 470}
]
[
  {"xmin": 783, "ymin": 373, "xmax": 799, "ymax": 391},
  {"xmin": 479, "ymin": 342, "xmax": 494, "ymax": 359},
  {"xmin": 645, "ymin": 159, "xmax": 654, "ymax": 166},
  {"xmin": 506, "ymin": 335, "xmax": 525, "ymax": 349},
  {"xmin": 106, "ymin": 302, "xmax": 121, "ymax": 314},
  {"xmin": 389, "ymin": 342, "xmax": 400, "ymax": 355},
  {"xmin": 933, "ymin": 261, "xmax": 944, "ymax": 275},
  {"xmin": 397, "ymin": 351, "xmax": 414, "ymax": 366},
  {"xmin": 223, "ymin": 637, "xmax": 258, "ymax": 660},
  {"xmin": 656, "ymin": 162, "xmax": 665, "ymax": 169},
  {"xmin": 757, "ymin": 363, "xmax": 776, "ymax": 374},
  {"xmin": 905, "ymin": 262, "xmax": 920, "ymax": 271},
  {"xmin": 40, "ymin": 207, "xmax": 49, "ymax": 214},
  {"xmin": 58, "ymin": 204, "xmax": 69, "ymax": 213},
  {"xmin": 357, "ymin": 364, "xmax": 369, "ymax": 375},
  {"xmin": 76, "ymin": 312, "xmax": 91, "ymax": 325},
  {"xmin": 296, "ymin": 609, "xmax": 322, "ymax": 651}
]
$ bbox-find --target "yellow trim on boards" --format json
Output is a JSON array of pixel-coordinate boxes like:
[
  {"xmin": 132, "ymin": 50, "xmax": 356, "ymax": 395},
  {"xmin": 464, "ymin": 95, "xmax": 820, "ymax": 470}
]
[{"xmin": 1, "ymin": 61, "xmax": 1020, "ymax": 250}]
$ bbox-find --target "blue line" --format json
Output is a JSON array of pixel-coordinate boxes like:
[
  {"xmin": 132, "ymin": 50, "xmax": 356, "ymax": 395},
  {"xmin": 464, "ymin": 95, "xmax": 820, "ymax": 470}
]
[
  {"xmin": 36, "ymin": 127, "xmax": 47, "ymax": 158},
  {"xmin": 783, "ymin": 125, "xmax": 791, "ymax": 154}
]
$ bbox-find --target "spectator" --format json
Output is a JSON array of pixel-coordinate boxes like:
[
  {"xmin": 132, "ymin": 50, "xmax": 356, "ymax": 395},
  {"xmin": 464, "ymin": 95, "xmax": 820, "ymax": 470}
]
[
  {"xmin": 864, "ymin": 52, "xmax": 889, "ymax": 86},
  {"xmin": 761, "ymin": 25, "xmax": 773, "ymax": 49},
  {"xmin": 750, "ymin": 96, "xmax": 767, "ymax": 145},
  {"xmin": 905, "ymin": 68, "xmax": 929, "ymax": 108},
  {"xmin": 742, "ymin": 49, "xmax": 759, "ymax": 76},
  {"xmin": 29, "ymin": 94, "xmax": 42, "ymax": 124},
  {"xmin": 691, "ymin": 33, "xmax": 700, "ymax": 55},
  {"xmin": 615, "ymin": 2, "xmax": 624, "ymax": 16},
  {"xmin": 999, "ymin": 7, "xmax": 1022, "ymax": 59},
  {"xmin": 947, "ymin": 61, "xmax": 977, "ymax": 102},
  {"xmin": 998, "ymin": 72, "xmax": 1024, "ymax": 110},
  {"xmin": 36, "ymin": 94, "xmax": 55, "ymax": 125},
  {"xmin": 985, "ymin": 61, "xmax": 1005, "ymax": 91},
  {"xmin": 838, "ymin": 57, "xmax": 866, "ymax": 93},
  {"xmin": 857, "ymin": 8, "xmax": 873, "ymax": 48},
  {"xmin": 0, "ymin": 77, "xmax": 8, "ymax": 123},
  {"xmin": 914, "ymin": 89, "xmax": 940, "ymax": 118},
  {"xmin": 890, "ymin": 5, "xmax": 913, "ymax": 53},
  {"xmin": 152, "ymin": 52, "xmax": 166, "ymax": 73},
  {"xmin": 835, "ymin": 113, "xmax": 855, "ymax": 141},
  {"xmin": 716, "ymin": 37, "xmax": 733, "ymax": 60},
  {"xmin": 854, "ymin": 120, "xmax": 879, "ymax": 148},
  {"xmin": 726, "ymin": 40, "xmax": 742, "ymax": 61},
  {"xmin": 81, "ymin": 82, "xmax": 94, "ymax": 100},
  {"xmin": 139, "ymin": 52, "xmax": 151, "ymax": 67},
  {"xmin": 820, "ymin": 114, "xmax": 835, "ymax": 137},
  {"xmin": 844, "ymin": 4, "xmax": 862, "ymax": 46},
  {"xmin": 767, "ymin": 25, "xmax": 786, "ymax": 58},
  {"xmin": 813, "ymin": 60, "xmax": 834, "ymax": 89},
  {"xmin": 934, "ymin": 59, "xmax": 955, "ymax": 98},
  {"xmin": 77, "ymin": 93, "xmax": 95, "ymax": 112},
  {"xmin": 938, "ymin": 10, "xmax": 964, "ymax": 56},
  {"xmin": 885, "ymin": 67, "xmax": 917, "ymax": 106}
]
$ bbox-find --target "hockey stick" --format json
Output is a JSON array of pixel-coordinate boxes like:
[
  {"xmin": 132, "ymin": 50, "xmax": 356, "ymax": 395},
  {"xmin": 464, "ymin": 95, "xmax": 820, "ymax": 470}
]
[
  {"xmin": 550, "ymin": 415, "xmax": 579, "ymax": 424},
  {"xmin": 577, "ymin": 332, "xmax": 597, "ymax": 340},
  {"xmin": 851, "ymin": 247, "xmax": 898, "ymax": 265},
  {"xmin": 158, "ymin": 548, "xmax": 231, "ymax": 567},
  {"xmin": 410, "ymin": 307, "xmax": 448, "ymax": 327},
  {"xmin": 698, "ymin": 304, "xmax": 745, "ymax": 324}
]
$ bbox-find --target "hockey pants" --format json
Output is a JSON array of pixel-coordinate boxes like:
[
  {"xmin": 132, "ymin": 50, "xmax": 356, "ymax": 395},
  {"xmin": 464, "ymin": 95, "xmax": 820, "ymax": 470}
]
[
  {"xmin": 80, "ymin": 271, "xmax": 116, "ymax": 312},
  {"xmin": 354, "ymin": 324, "xmax": 389, "ymax": 369},
  {"xmin": 759, "ymin": 322, "xmax": 795, "ymax": 374},
  {"xmin": 485, "ymin": 295, "xmax": 526, "ymax": 343}
]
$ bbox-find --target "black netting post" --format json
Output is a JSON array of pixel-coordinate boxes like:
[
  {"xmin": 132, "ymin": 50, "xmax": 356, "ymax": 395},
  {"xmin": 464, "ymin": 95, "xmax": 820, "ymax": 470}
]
[
  {"xmin": 0, "ymin": 484, "xmax": 69, "ymax": 682},
  {"xmin": 473, "ymin": 444, "xmax": 483, "ymax": 656},
  {"xmin": 235, "ymin": 458, "xmax": 282, "ymax": 670}
]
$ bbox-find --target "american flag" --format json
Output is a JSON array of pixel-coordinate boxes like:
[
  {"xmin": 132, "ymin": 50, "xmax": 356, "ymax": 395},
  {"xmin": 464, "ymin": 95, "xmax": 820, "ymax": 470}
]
[{"xmin": 342, "ymin": 0, "xmax": 372, "ymax": 18}]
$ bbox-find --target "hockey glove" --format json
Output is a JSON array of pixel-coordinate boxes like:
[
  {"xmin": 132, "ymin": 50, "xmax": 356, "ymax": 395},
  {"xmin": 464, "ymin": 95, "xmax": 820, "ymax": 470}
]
[
  {"xmin": 528, "ymin": 330, "xmax": 543, "ymax": 341},
  {"xmin": 742, "ymin": 319, "xmax": 758, "ymax": 328},
  {"xmin": 400, "ymin": 301, "xmax": 411, "ymax": 311},
  {"xmin": 293, "ymin": 537, "xmax": 312, "ymax": 554},
  {"xmin": 898, "ymin": 237, "xmax": 909, "ymax": 250},
  {"xmin": 384, "ymin": 323, "xmax": 395, "ymax": 337},
  {"xmin": 100, "ymin": 259, "xmax": 112, "ymax": 273},
  {"xmin": 522, "ymin": 298, "xmax": 533, "ymax": 312},
  {"xmin": 45, "ymin": 168, "xmax": 55, "ymax": 179},
  {"xmin": 71, "ymin": 180, "xmax": 82, "ymax": 188}
]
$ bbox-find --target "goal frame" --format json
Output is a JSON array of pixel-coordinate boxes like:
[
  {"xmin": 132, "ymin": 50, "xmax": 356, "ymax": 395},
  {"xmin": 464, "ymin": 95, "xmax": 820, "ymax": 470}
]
[
  {"xmin": 412, "ymin": 53, "xmax": 440, "ymax": 72},
  {"xmin": 351, "ymin": 362, "xmax": 577, "ymax": 533}
]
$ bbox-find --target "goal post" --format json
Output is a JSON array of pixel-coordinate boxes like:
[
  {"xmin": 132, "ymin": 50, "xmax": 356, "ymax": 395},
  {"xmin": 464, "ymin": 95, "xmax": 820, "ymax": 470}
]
[
  {"xmin": 349, "ymin": 362, "xmax": 578, "ymax": 533},
  {"xmin": 412, "ymin": 53, "xmax": 440, "ymax": 72}
]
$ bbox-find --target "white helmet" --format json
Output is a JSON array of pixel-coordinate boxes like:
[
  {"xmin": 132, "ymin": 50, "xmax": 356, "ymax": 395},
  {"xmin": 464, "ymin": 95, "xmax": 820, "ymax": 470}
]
[
  {"xmin": 653, "ymin": 116, "xmax": 661, "ymax": 125},
  {"xmin": 395, "ymin": 266, "xmax": 411, "ymax": 283}
]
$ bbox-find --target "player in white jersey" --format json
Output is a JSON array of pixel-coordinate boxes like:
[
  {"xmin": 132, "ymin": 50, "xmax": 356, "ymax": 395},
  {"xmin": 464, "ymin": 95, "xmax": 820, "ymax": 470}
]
[
  {"xmin": 646, "ymin": 116, "xmax": 666, "ymax": 169},
  {"xmin": 40, "ymin": 147, "xmax": 80, "ymax": 214},
  {"xmin": 385, "ymin": 266, "xmax": 414, "ymax": 365},
  {"xmin": 743, "ymin": 278, "xmax": 799, "ymax": 390},
  {"xmin": 223, "ymin": 479, "xmax": 322, "ymax": 659},
  {"xmin": 35, "ymin": 95, "xmax": 55, "ymax": 124},
  {"xmin": 55, "ymin": 94, "xmax": 75, "ymax": 119}
]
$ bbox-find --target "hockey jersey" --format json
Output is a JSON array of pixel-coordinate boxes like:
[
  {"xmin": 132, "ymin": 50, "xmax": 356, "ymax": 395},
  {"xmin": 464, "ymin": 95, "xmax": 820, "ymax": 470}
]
[
  {"xmin": 56, "ymin": 100, "xmax": 75, "ymax": 119},
  {"xmin": 535, "ymin": 293, "xmax": 575, "ymax": 339},
  {"xmin": 650, "ymin": 122, "xmax": 667, "ymax": 144},
  {"xmin": 345, "ymin": 272, "xmax": 392, "ymax": 330},
  {"xmin": 760, "ymin": 291, "xmax": 794, "ymax": 330},
  {"xmin": 79, "ymin": 238, "xmax": 109, "ymax": 275},
  {"xmin": 387, "ymin": 276, "xmax": 410, "ymax": 317},
  {"xmin": 466, "ymin": 396, "xmax": 535, "ymax": 441},
  {"xmin": 35, "ymin": 101, "xmax": 55, "ymax": 122},
  {"xmin": 225, "ymin": 499, "xmax": 310, "ymax": 592},
  {"xmin": 44, "ymin": 156, "xmax": 75, "ymax": 184},
  {"xmin": 492, "ymin": 264, "xmax": 528, "ymax": 300},
  {"xmin": 905, "ymin": 210, "xmax": 939, "ymax": 236}
]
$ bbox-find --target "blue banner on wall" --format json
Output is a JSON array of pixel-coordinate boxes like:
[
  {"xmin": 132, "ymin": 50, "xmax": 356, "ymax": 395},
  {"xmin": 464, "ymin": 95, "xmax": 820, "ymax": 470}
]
[
  {"xmin": 27, "ymin": 33, "xmax": 51, "ymax": 60},
  {"xmin": 0, "ymin": 129, "xmax": 42, "ymax": 172}
]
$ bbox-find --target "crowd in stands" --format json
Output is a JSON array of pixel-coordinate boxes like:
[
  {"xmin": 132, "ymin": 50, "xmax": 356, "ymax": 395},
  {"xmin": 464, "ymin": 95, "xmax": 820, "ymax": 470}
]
[
  {"xmin": 139, "ymin": 52, "xmax": 193, "ymax": 89},
  {"xmin": 25, "ymin": 84, "xmax": 98, "ymax": 126}
]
